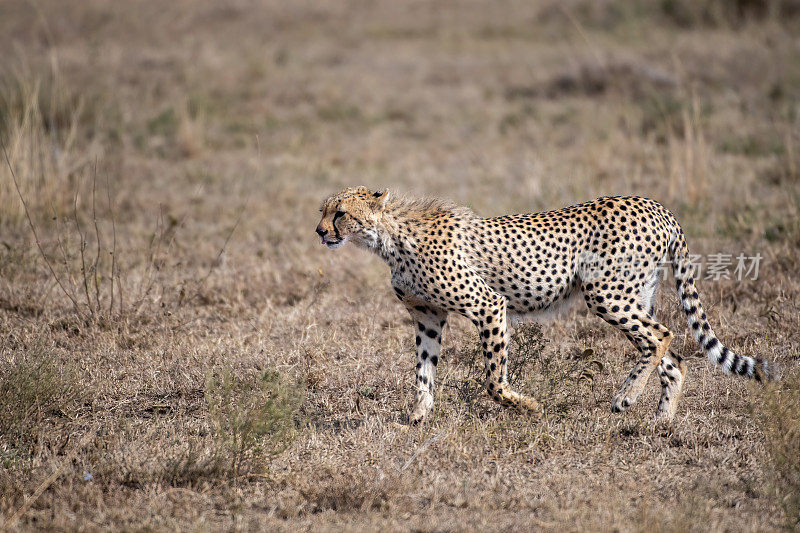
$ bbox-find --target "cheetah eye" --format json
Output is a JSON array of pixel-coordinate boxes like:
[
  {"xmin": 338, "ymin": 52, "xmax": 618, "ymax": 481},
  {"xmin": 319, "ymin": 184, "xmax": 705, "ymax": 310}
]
[{"xmin": 334, "ymin": 210, "xmax": 346, "ymax": 220}]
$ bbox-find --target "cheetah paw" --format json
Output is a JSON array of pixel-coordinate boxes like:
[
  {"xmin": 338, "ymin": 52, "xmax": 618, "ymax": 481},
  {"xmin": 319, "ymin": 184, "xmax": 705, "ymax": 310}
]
[
  {"xmin": 408, "ymin": 413, "xmax": 425, "ymax": 425},
  {"xmin": 653, "ymin": 408, "xmax": 676, "ymax": 425},
  {"xmin": 611, "ymin": 394, "xmax": 633, "ymax": 413},
  {"xmin": 518, "ymin": 397, "xmax": 543, "ymax": 416}
]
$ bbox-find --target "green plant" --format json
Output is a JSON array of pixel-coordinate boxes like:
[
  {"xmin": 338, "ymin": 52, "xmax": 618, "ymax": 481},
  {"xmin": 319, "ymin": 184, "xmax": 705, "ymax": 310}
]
[{"xmin": 205, "ymin": 368, "xmax": 303, "ymax": 478}]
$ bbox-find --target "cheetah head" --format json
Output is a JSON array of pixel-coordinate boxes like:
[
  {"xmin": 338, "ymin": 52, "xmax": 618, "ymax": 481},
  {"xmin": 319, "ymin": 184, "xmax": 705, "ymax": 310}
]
[{"xmin": 316, "ymin": 186, "xmax": 389, "ymax": 250}]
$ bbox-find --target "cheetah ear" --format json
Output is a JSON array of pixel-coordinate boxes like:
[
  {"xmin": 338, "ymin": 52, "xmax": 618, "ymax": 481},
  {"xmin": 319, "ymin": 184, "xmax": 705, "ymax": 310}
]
[{"xmin": 371, "ymin": 189, "xmax": 390, "ymax": 210}]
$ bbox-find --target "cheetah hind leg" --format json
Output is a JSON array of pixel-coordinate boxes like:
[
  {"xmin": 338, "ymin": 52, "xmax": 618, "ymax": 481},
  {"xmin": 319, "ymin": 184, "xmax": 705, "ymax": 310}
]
[
  {"xmin": 610, "ymin": 321, "xmax": 674, "ymax": 414},
  {"xmin": 654, "ymin": 351, "xmax": 687, "ymax": 423}
]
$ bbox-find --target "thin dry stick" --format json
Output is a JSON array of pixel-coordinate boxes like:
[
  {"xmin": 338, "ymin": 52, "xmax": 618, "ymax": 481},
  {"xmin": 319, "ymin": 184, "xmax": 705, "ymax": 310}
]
[
  {"xmin": 179, "ymin": 201, "xmax": 247, "ymax": 312},
  {"xmin": 133, "ymin": 205, "xmax": 190, "ymax": 314},
  {"xmin": 106, "ymin": 170, "xmax": 119, "ymax": 315},
  {"xmin": 73, "ymin": 182, "xmax": 94, "ymax": 317},
  {"xmin": 558, "ymin": 5, "xmax": 604, "ymax": 68},
  {"xmin": 193, "ymin": 209, "xmax": 244, "ymax": 290},
  {"xmin": 91, "ymin": 159, "xmax": 103, "ymax": 313},
  {"xmin": 401, "ymin": 430, "xmax": 445, "ymax": 471},
  {"xmin": 35, "ymin": 277, "xmax": 58, "ymax": 312},
  {"xmin": 50, "ymin": 203, "xmax": 79, "ymax": 298},
  {"xmin": 186, "ymin": 136, "xmax": 259, "ymax": 305},
  {"xmin": 137, "ymin": 211, "xmax": 162, "ymax": 305},
  {"xmin": 2, "ymin": 426, "xmax": 97, "ymax": 529},
  {"xmin": 170, "ymin": 204, "xmax": 249, "ymax": 329},
  {"xmin": 132, "ymin": 208, "xmax": 167, "ymax": 314},
  {"xmin": 40, "ymin": 120, "xmax": 80, "ymax": 302},
  {"xmin": 2, "ymin": 140, "xmax": 83, "ymax": 317}
]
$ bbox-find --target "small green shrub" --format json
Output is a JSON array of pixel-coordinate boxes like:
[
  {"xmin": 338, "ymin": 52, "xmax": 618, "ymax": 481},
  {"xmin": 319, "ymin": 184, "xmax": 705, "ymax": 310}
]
[{"xmin": 205, "ymin": 367, "xmax": 303, "ymax": 478}]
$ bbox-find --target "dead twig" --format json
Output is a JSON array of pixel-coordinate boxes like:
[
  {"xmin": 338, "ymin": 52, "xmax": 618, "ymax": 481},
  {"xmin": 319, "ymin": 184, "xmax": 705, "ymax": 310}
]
[
  {"xmin": 2, "ymin": 139, "xmax": 84, "ymax": 318},
  {"xmin": 91, "ymin": 159, "xmax": 103, "ymax": 313},
  {"xmin": 106, "ymin": 170, "xmax": 119, "ymax": 315},
  {"xmin": 401, "ymin": 430, "xmax": 445, "ymax": 471},
  {"xmin": 73, "ymin": 179, "xmax": 93, "ymax": 318}
]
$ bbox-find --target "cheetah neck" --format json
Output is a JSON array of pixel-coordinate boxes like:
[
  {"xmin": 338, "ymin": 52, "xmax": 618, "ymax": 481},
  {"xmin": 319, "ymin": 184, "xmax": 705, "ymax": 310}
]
[
  {"xmin": 355, "ymin": 197, "xmax": 474, "ymax": 271},
  {"xmin": 368, "ymin": 210, "xmax": 421, "ymax": 268}
]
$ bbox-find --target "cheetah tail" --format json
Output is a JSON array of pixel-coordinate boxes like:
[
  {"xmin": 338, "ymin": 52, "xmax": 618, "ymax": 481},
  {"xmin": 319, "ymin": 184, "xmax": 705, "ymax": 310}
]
[{"xmin": 670, "ymin": 237, "xmax": 772, "ymax": 382}]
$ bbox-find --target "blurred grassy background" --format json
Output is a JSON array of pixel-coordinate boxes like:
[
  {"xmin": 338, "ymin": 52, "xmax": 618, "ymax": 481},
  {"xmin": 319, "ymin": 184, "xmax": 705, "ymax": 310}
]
[{"xmin": 0, "ymin": 0, "xmax": 798, "ymax": 530}]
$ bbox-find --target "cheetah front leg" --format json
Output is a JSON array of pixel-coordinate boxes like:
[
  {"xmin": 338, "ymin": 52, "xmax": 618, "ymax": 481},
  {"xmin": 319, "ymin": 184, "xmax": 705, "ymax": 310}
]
[
  {"xmin": 405, "ymin": 304, "xmax": 447, "ymax": 425},
  {"xmin": 475, "ymin": 294, "xmax": 541, "ymax": 415}
]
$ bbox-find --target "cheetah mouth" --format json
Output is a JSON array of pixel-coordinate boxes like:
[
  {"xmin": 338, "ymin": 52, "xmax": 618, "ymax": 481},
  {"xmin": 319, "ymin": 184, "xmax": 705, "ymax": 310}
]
[{"xmin": 322, "ymin": 237, "xmax": 346, "ymax": 249}]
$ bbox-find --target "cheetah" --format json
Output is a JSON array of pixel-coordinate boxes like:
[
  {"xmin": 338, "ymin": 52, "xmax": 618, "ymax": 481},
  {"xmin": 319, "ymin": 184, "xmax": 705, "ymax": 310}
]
[{"xmin": 315, "ymin": 187, "xmax": 770, "ymax": 424}]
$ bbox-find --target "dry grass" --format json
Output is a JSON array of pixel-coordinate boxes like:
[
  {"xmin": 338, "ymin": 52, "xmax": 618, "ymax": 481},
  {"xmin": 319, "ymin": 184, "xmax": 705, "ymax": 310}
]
[
  {"xmin": 0, "ymin": 0, "xmax": 798, "ymax": 530},
  {"xmin": 756, "ymin": 370, "xmax": 800, "ymax": 529}
]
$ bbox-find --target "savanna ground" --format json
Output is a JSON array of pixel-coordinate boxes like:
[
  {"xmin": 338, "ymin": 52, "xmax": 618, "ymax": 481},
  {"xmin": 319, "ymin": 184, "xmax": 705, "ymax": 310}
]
[{"xmin": 1, "ymin": 0, "xmax": 799, "ymax": 530}]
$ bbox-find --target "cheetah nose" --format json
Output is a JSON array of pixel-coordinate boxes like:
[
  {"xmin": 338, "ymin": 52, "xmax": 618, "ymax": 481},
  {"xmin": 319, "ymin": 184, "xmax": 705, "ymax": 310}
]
[{"xmin": 316, "ymin": 226, "xmax": 327, "ymax": 238}]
